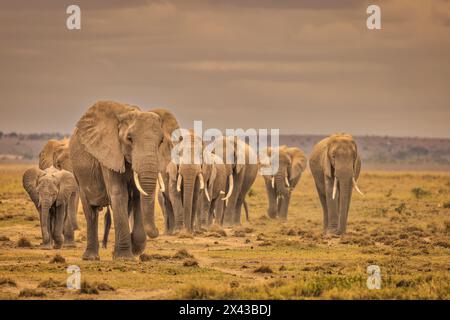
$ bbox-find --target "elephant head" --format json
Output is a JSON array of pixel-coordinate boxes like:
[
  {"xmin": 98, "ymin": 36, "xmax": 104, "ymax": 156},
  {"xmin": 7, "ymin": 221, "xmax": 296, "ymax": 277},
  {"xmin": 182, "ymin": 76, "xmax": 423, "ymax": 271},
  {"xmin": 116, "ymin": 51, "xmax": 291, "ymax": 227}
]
[
  {"xmin": 324, "ymin": 134, "xmax": 363, "ymax": 234},
  {"xmin": 53, "ymin": 143, "xmax": 72, "ymax": 172},
  {"xmin": 75, "ymin": 101, "xmax": 178, "ymax": 236},
  {"xmin": 264, "ymin": 146, "xmax": 307, "ymax": 197},
  {"xmin": 22, "ymin": 166, "xmax": 77, "ymax": 247},
  {"xmin": 39, "ymin": 138, "xmax": 69, "ymax": 170}
]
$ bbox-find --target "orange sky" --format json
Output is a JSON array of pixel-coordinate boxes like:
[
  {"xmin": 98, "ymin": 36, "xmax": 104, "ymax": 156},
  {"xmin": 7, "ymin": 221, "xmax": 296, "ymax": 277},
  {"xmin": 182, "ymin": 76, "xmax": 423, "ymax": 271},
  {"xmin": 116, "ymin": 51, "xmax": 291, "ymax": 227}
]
[{"xmin": 0, "ymin": 0, "xmax": 449, "ymax": 137}]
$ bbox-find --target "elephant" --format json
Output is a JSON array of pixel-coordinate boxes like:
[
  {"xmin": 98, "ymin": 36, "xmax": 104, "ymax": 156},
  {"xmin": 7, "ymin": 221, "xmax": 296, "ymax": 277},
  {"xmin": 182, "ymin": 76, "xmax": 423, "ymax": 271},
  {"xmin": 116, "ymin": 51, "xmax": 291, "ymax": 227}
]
[
  {"xmin": 262, "ymin": 146, "xmax": 307, "ymax": 220},
  {"xmin": 210, "ymin": 136, "xmax": 258, "ymax": 227},
  {"xmin": 39, "ymin": 139, "xmax": 80, "ymax": 231},
  {"xmin": 309, "ymin": 134, "xmax": 363, "ymax": 236},
  {"xmin": 22, "ymin": 166, "xmax": 78, "ymax": 249},
  {"xmin": 69, "ymin": 101, "xmax": 177, "ymax": 260},
  {"xmin": 197, "ymin": 152, "xmax": 231, "ymax": 228},
  {"xmin": 163, "ymin": 129, "xmax": 208, "ymax": 233}
]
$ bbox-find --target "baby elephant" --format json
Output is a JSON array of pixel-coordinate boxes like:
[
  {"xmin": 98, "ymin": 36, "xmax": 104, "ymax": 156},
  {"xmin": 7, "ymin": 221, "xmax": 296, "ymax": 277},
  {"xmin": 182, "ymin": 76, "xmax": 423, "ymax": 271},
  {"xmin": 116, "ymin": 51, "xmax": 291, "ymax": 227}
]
[
  {"xmin": 23, "ymin": 166, "xmax": 78, "ymax": 249},
  {"xmin": 310, "ymin": 134, "xmax": 363, "ymax": 236},
  {"xmin": 262, "ymin": 146, "xmax": 307, "ymax": 220}
]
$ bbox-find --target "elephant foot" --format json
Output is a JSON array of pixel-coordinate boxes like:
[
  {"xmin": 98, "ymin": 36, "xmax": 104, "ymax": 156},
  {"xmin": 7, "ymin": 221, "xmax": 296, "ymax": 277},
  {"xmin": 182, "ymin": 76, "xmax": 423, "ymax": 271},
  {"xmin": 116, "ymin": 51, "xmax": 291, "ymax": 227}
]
[
  {"xmin": 63, "ymin": 241, "xmax": 77, "ymax": 248},
  {"xmin": 40, "ymin": 242, "xmax": 53, "ymax": 250},
  {"xmin": 145, "ymin": 227, "xmax": 159, "ymax": 239},
  {"xmin": 113, "ymin": 249, "xmax": 135, "ymax": 261},
  {"xmin": 82, "ymin": 249, "xmax": 100, "ymax": 261},
  {"xmin": 53, "ymin": 243, "xmax": 63, "ymax": 249},
  {"xmin": 267, "ymin": 211, "xmax": 278, "ymax": 219},
  {"xmin": 131, "ymin": 242, "xmax": 146, "ymax": 256}
]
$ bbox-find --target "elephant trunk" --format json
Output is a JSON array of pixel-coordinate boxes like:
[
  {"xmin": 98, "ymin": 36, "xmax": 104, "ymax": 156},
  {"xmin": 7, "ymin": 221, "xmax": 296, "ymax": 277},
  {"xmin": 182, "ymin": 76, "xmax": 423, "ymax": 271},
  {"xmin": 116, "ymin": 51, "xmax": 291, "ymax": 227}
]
[
  {"xmin": 182, "ymin": 173, "xmax": 196, "ymax": 232},
  {"xmin": 337, "ymin": 177, "xmax": 352, "ymax": 235},
  {"xmin": 275, "ymin": 172, "xmax": 289, "ymax": 197},
  {"xmin": 135, "ymin": 154, "xmax": 159, "ymax": 238},
  {"xmin": 40, "ymin": 201, "xmax": 52, "ymax": 244}
]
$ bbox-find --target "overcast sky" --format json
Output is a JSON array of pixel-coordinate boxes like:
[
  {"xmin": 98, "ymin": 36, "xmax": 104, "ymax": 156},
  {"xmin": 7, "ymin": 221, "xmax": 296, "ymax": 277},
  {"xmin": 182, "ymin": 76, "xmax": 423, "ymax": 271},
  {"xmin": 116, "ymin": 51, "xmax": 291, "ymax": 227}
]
[{"xmin": 0, "ymin": 0, "xmax": 449, "ymax": 137}]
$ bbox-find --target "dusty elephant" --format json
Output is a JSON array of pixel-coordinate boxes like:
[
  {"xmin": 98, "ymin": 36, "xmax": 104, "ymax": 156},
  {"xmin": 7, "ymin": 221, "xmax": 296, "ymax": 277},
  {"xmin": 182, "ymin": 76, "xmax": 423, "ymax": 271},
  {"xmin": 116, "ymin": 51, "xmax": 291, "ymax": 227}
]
[
  {"xmin": 22, "ymin": 166, "xmax": 78, "ymax": 249},
  {"xmin": 69, "ymin": 101, "xmax": 176, "ymax": 260},
  {"xmin": 309, "ymin": 134, "xmax": 363, "ymax": 236},
  {"xmin": 40, "ymin": 138, "xmax": 80, "ymax": 231},
  {"xmin": 210, "ymin": 136, "xmax": 258, "ymax": 227},
  {"xmin": 262, "ymin": 146, "xmax": 307, "ymax": 220}
]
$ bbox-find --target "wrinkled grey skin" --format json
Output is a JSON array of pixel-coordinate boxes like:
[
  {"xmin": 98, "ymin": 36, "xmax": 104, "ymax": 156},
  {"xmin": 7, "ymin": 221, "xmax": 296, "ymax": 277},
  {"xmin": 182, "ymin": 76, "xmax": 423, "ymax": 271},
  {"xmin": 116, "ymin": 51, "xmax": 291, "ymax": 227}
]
[
  {"xmin": 309, "ymin": 134, "xmax": 361, "ymax": 236},
  {"xmin": 22, "ymin": 166, "xmax": 78, "ymax": 249},
  {"xmin": 69, "ymin": 101, "xmax": 178, "ymax": 260},
  {"xmin": 262, "ymin": 146, "xmax": 307, "ymax": 220},
  {"xmin": 39, "ymin": 138, "xmax": 80, "ymax": 231},
  {"xmin": 211, "ymin": 136, "xmax": 258, "ymax": 226},
  {"xmin": 197, "ymin": 152, "xmax": 232, "ymax": 228}
]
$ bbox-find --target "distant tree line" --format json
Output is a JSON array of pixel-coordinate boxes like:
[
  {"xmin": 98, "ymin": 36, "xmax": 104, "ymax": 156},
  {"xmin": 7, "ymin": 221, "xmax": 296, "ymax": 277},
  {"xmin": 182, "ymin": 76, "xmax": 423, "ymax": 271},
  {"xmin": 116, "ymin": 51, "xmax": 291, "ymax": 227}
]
[{"xmin": 0, "ymin": 132, "xmax": 69, "ymax": 140}]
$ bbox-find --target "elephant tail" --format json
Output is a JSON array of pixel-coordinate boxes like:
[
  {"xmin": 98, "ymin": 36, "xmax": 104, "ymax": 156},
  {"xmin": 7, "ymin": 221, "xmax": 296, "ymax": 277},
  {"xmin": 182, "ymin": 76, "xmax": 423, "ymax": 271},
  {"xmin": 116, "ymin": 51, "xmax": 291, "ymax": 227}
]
[
  {"xmin": 102, "ymin": 206, "xmax": 112, "ymax": 249},
  {"xmin": 244, "ymin": 199, "xmax": 249, "ymax": 222}
]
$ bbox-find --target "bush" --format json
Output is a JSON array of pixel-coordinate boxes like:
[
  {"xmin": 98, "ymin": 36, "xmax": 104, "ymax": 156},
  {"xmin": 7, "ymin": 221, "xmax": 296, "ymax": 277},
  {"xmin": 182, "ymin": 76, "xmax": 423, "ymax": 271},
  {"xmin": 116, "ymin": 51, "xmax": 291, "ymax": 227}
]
[{"xmin": 411, "ymin": 187, "xmax": 431, "ymax": 199}]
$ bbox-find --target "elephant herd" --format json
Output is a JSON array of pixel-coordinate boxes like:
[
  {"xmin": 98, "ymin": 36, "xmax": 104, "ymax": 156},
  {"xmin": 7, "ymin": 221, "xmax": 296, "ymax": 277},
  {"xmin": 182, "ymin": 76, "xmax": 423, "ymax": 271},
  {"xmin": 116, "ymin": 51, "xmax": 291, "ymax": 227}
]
[{"xmin": 22, "ymin": 100, "xmax": 363, "ymax": 261}]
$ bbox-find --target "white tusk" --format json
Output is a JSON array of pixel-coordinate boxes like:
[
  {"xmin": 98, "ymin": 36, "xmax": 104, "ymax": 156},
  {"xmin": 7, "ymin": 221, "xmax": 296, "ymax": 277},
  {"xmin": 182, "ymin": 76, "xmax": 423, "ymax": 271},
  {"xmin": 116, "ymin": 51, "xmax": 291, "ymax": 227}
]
[
  {"xmin": 133, "ymin": 171, "xmax": 148, "ymax": 196},
  {"xmin": 157, "ymin": 172, "xmax": 165, "ymax": 193},
  {"xmin": 353, "ymin": 177, "xmax": 364, "ymax": 196},
  {"xmin": 221, "ymin": 174, "xmax": 234, "ymax": 201},
  {"xmin": 285, "ymin": 176, "xmax": 290, "ymax": 188},
  {"xmin": 176, "ymin": 174, "xmax": 182, "ymax": 192},
  {"xmin": 129, "ymin": 212, "xmax": 134, "ymax": 231},
  {"xmin": 332, "ymin": 177, "xmax": 338, "ymax": 200},
  {"xmin": 199, "ymin": 173, "xmax": 205, "ymax": 190},
  {"xmin": 220, "ymin": 191, "xmax": 225, "ymax": 195},
  {"xmin": 204, "ymin": 188, "xmax": 211, "ymax": 202},
  {"xmin": 271, "ymin": 176, "xmax": 275, "ymax": 188}
]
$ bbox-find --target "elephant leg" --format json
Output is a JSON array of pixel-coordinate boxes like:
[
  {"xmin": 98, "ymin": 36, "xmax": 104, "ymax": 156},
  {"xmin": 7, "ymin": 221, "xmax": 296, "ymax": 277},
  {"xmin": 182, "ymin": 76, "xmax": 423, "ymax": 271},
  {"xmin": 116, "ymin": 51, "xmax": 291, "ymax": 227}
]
[
  {"xmin": 102, "ymin": 170, "xmax": 134, "ymax": 260},
  {"xmin": 169, "ymin": 183, "xmax": 184, "ymax": 232},
  {"xmin": 215, "ymin": 199, "xmax": 225, "ymax": 226},
  {"xmin": 63, "ymin": 209, "xmax": 76, "ymax": 248},
  {"xmin": 131, "ymin": 191, "xmax": 146, "ymax": 256},
  {"xmin": 68, "ymin": 192, "xmax": 80, "ymax": 231},
  {"xmin": 264, "ymin": 179, "xmax": 278, "ymax": 219},
  {"xmin": 80, "ymin": 191, "xmax": 100, "ymax": 260},
  {"xmin": 52, "ymin": 205, "xmax": 66, "ymax": 249},
  {"xmin": 207, "ymin": 198, "xmax": 217, "ymax": 227},
  {"xmin": 102, "ymin": 207, "xmax": 112, "ymax": 248},
  {"xmin": 325, "ymin": 177, "xmax": 339, "ymax": 234},
  {"xmin": 160, "ymin": 192, "xmax": 175, "ymax": 234},
  {"xmin": 278, "ymin": 193, "xmax": 291, "ymax": 221},
  {"xmin": 223, "ymin": 172, "xmax": 244, "ymax": 227}
]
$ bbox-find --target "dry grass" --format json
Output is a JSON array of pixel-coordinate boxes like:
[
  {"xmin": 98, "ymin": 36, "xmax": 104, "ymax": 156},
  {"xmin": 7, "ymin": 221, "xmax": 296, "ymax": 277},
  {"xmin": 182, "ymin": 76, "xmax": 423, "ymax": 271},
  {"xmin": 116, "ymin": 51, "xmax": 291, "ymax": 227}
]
[{"xmin": 0, "ymin": 163, "xmax": 449, "ymax": 299}]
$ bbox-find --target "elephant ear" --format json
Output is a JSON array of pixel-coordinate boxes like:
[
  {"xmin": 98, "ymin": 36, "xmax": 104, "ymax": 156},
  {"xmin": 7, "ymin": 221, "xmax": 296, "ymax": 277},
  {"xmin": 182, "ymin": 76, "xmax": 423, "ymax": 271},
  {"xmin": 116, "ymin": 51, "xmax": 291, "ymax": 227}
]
[
  {"xmin": 286, "ymin": 147, "xmax": 307, "ymax": 181},
  {"xmin": 76, "ymin": 101, "xmax": 138, "ymax": 173},
  {"xmin": 150, "ymin": 108, "xmax": 180, "ymax": 171},
  {"xmin": 56, "ymin": 171, "xmax": 78, "ymax": 206},
  {"xmin": 22, "ymin": 168, "xmax": 44, "ymax": 208}
]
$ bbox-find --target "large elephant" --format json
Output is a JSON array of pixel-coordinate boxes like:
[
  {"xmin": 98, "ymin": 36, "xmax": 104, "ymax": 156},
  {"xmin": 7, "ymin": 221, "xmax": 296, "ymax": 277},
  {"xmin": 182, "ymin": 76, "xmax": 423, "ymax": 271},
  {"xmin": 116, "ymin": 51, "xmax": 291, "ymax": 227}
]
[
  {"xmin": 262, "ymin": 146, "xmax": 307, "ymax": 220},
  {"xmin": 211, "ymin": 136, "xmax": 258, "ymax": 227},
  {"xmin": 40, "ymin": 139, "xmax": 79, "ymax": 231},
  {"xmin": 309, "ymin": 134, "xmax": 363, "ymax": 236},
  {"xmin": 197, "ymin": 152, "xmax": 232, "ymax": 228},
  {"xmin": 163, "ymin": 130, "xmax": 208, "ymax": 233},
  {"xmin": 69, "ymin": 101, "xmax": 177, "ymax": 260},
  {"xmin": 22, "ymin": 166, "xmax": 78, "ymax": 249}
]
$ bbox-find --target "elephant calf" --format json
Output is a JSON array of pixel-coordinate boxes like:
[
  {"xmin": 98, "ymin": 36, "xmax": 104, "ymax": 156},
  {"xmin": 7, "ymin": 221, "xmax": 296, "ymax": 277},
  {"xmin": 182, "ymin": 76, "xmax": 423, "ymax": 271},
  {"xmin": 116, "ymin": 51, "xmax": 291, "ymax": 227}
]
[
  {"xmin": 23, "ymin": 166, "xmax": 79, "ymax": 249},
  {"xmin": 262, "ymin": 146, "xmax": 307, "ymax": 220},
  {"xmin": 309, "ymin": 134, "xmax": 363, "ymax": 236}
]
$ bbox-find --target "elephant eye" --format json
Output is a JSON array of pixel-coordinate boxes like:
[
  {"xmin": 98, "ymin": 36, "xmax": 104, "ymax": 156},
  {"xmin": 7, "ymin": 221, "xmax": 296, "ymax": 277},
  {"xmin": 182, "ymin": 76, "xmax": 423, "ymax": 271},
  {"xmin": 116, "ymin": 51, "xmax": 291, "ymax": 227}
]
[{"xmin": 127, "ymin": 134, "xmax": 133, "ymax": 143}]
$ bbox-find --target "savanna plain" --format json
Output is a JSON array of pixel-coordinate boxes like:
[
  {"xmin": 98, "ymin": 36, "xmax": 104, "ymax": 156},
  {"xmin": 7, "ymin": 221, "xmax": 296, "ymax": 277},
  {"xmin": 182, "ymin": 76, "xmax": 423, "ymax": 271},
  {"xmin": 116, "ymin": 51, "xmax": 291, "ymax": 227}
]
[{"xmin": 0, "ymin": 163, "xmax": 449, "ymax": 300}]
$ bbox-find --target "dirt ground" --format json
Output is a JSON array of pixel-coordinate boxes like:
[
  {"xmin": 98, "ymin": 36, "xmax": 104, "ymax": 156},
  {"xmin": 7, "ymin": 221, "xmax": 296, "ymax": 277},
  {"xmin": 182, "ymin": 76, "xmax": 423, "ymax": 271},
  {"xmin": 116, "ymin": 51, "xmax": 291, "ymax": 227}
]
[{"xmin": 0, "ymin": 163, "xmax": 449, "ymax": 300}]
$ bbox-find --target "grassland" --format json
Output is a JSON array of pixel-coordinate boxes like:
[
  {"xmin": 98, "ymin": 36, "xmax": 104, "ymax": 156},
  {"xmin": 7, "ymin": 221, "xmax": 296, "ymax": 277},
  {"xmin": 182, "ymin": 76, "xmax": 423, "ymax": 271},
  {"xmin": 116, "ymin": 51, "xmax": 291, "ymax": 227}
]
[{"xmin": 0, "ymin": 163, "xmax": 449, "ymax": 300}]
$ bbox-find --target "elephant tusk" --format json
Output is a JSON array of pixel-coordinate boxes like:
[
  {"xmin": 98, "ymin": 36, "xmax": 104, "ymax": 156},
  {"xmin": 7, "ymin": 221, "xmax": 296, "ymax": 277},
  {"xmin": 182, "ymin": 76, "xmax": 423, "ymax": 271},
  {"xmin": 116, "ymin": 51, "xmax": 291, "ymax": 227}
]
[
  {"xmin": 271, "ymin": 176, "xmax": 275, "ymax": 188},
  {"xmin": 157, "ymin": 172, "xmax": 165, "ymax": 193},
  {"xmin": 133, "ymin": 171, "xmax": 148, "ymax": 196},
  {"xmin": 332, "ymin": 176, "xmax": 338, "ymax": 200},
  {"xmin": 129, "ymin": 212, "xmax": 134, "ymax": 231},
  {"xmin": 353, "ymin": 177, "xmax": 364, "ymax": 196},
  {"xmin": 285, "ymin": 176, "xmax": 290, "ymax": 188},
  {"xmin": 220, "ymin": 191, "xmax": 225, "ymax": 195},
  {"xmin": 176, "ymin": 174, "xmax": 182, "ymax": 192},
  {"xmin": 204, "ymin": 188, "xmax": 211, "ymax": 202},
  {"xmin": 221, "ymin": 174, "xmax": 234, "ymax": 201},
  {"xmin": 199, "ymin": 173, "xmax": 205, "ymax": 190}
]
